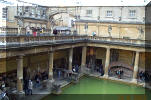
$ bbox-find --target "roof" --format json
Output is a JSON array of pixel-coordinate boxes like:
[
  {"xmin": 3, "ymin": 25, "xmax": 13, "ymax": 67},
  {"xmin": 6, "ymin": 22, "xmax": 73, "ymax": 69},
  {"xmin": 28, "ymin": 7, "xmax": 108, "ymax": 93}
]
[
  {"xmin": 146, "ymin": 1, "xmax": 151, "ymax": 6},
  {"xmin": 0, "ymin": 0, "xmax": 151, "ymax": 6},
  {"xmin": 18, "ymin": 0, "xmax": 151, "ymax": 6}
]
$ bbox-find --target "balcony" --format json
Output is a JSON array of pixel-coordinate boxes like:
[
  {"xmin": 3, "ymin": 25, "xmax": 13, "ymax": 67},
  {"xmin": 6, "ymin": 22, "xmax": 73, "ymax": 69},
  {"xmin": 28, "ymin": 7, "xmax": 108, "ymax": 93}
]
[
  {"xmin": 0, "ymin": 28, "xmax": 51, "ymax": 36},
  {"xmin": 0, "ymin": 28, "xmax": 26, "ymax": 35},
  {"xmin": 0, "ymin": 36, "xmax": 150, "ymax": 49},
  {"xmin": 15, "ymin": 13, "xmax": 48, "ymax": 21}
]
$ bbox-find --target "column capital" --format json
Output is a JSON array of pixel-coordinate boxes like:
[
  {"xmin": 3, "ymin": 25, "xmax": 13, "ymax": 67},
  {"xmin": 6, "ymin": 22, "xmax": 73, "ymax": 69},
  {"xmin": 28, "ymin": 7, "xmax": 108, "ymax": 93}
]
[
  {"xmin": 83, "ymin": 46, "xmax": 87, "ymax": 47},
  {"xmin": 106, "ymin": 47, "xmax": 111, "ymax": 50},
  {"xmin": 17, "ymin": 55, "xmax": 24, "ymax": 60},
  {"xmin": 48, "ymin": 50, "xmax": 54, "ymax": 54},
  {"xmin": 135, "ymin": 51, "xmax": 140, "ymax": 53},
  {"xmin": 70, "ymin": 47, "xmax": 74, "ymax": 50}
]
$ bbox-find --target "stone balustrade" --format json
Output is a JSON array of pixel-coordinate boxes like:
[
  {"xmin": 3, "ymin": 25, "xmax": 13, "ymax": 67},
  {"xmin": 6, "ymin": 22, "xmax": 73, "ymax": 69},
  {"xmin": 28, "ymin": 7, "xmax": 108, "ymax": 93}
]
[
  {"xmin": 0, "ymin": 27, "xmax": 26, "ymax": 35},
  {"xmin": 0, "ymin": 36, "xmax": 150, "ymax": 49}
]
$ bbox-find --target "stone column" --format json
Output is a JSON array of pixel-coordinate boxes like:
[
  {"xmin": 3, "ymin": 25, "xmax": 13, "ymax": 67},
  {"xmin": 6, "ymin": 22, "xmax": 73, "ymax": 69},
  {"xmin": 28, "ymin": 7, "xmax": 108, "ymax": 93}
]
[
  {"xmin": 81, "ymin": 46, "xmax": 87, "ymax": 67},
  {"xmin": 132, "ymin": 51, "xmax": 140, "ymax": 83},
  {"xmin": 69, "ymin": 48, "xmax": 73, "ymax": 71},
  {"xmin": 48, "ymin": 52, "xmax": 54, "ymax": 80},
  {"xmin": 17, "ymin": 55, "xmax": 24, "ymax": 92},
  {"xmin": 104, "ymin": 47, "xmax": 110, "ymax": 78}
]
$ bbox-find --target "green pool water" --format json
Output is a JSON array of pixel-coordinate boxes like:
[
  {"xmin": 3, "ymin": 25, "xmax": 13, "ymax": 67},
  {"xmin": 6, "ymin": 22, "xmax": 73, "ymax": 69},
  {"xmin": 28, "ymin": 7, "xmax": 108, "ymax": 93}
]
[{"xmin": 42, "ymin": 76, "xmax": 151, "ymax": 100}]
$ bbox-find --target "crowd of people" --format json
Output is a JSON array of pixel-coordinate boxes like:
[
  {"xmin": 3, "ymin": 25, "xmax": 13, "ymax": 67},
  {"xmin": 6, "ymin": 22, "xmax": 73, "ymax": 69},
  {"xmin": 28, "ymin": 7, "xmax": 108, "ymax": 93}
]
[
  {"xmin": 98, "ymin": 64, "xmax": 104, "ymax": 76},
  {"xmin": 87, "ymin": 63, "xmax": 104, "ymax": 76},
  {"xmin": 23, "ymin": 70, "xmax": 48, "ymax": 95},
  {"xmin": 0, "ymin": 81, "xmax": 6, "ymax": 92},
  {"xmin": 138, "ymin": 71, "xmax": 151, "ymax": 82},
  {"xmin": 24, "ymin": 79, "xmax": 33, "ymax": 95},
  {"xmin": 115, "ymin": 69, "xmax": 124, "ymax": 79},
  {"xmin": 72, "ymin": 64, "xmax": 80, "ymax": 73},
  {"xmin": 0, "ymin": 74, "xmax": 8, "ymax": 94}
]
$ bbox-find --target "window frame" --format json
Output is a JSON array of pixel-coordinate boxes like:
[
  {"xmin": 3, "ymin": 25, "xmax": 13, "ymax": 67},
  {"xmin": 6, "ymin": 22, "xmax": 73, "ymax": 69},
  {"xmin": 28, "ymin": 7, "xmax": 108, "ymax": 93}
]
[
  {"xmin": 2, "ymin": 7, "xmax": 8, "ymax": 19},
  {"xmin": 128, "ymin": 10, "xmax": 137, "ymax": 19},
  {"xmin": 106, "ymin": 10, "xmax": 113, "ymax": 18},
  {"xmin": 25, "ymin": 6, "xmax": 29, "ymax": 13},
  {"xmin": 86, "ymin": 9, "xmax": 93, "ymax": 17}
]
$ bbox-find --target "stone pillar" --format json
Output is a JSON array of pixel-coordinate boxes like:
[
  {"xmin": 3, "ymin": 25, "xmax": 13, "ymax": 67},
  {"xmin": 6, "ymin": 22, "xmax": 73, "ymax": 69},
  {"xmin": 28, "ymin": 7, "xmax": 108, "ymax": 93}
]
[
  {"xmin": 48, "ymin": 52, "xmax": 54, "ymax": 80},
  {"xmin": 69, "ymin": 48, "xmax": 73, "ymax": 71},
  {"xmin": 17, "ymin": 55, "xmax": 24, "ymax": 92},
  {"xmin": 104, "ymin": 47, "xmax": 110, "ymax": 78},
  {"xmin": 81, "ymin": 46, "xmax": 87, "ymax": 67},
  {"xmin": 132, "ymin": 51, "xmax": 140, "ymax": 83}
]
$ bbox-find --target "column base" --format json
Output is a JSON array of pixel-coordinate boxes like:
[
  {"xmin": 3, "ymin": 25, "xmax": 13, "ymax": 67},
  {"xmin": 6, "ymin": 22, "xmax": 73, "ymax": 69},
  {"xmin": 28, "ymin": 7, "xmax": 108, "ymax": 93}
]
[
  {"xmin": 17, "ymin": 91, "xmax": 25, "ymax": 94},
  {"xmin": 49, "ymin": 72, "xmax": 53, "ymax": 80},
  {"xmin": 103, "ymin": 74, "xmax": 108, "ymax": 79},
  {"xmin": 49, "ymin": 78, "xmax": 55, "ymax": 83},
  {"xmin": 131, "ymin": 79, "xmax": 138, "ymax": 84},
  {"xmin": 15, "ymin": 91, "xmax": 25, "ymax": 100}
]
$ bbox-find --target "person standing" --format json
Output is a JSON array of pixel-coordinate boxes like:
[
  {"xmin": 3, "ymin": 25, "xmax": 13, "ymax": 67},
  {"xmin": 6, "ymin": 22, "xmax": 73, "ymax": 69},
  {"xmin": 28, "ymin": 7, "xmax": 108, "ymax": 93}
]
[
  {"xmin": 28, "ymin": 80, "xmax": 33, "ymax": 95},
  {"xmin": 35, "ymin": 73, "xmax": 40, "ymax": 88},
  {"xmin": 24, "ymin": 79, "xmax": 29, "ymax": 96},
  {"xmin": 0, "ymin": 81, "xmax": 5, "ymax": 91},
  {"xmin": 99, "ymin": 64, "xmax": 104, "ymax": 76}
]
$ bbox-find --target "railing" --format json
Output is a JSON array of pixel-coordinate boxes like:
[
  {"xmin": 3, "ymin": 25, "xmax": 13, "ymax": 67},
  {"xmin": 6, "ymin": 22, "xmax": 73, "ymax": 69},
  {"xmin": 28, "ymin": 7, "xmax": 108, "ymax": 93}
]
[{"xmin": 0, "ymin": 36, "xmax": 150, "ymax": 49}]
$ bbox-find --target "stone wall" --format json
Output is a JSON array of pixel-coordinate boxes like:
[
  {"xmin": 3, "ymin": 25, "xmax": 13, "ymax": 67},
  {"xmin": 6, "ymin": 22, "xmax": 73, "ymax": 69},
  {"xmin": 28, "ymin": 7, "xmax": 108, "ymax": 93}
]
[
  {"xmin": 118, "ymin": 50, "xmax": 134, "ymax": 66},
  {"xmin": 76, "ymin": 22, "xmax": 145, "ymax": 40},
  {"xmin": 95, "ymin": 47, "xmax": 106, "ymax": 67}
]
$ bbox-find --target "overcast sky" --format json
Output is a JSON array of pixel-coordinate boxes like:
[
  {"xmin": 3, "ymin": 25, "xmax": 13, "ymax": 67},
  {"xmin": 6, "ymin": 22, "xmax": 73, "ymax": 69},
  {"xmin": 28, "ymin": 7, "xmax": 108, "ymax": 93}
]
[{"xmin": 0, "ymin": 0, "xmax": 151, "ymax": 6}]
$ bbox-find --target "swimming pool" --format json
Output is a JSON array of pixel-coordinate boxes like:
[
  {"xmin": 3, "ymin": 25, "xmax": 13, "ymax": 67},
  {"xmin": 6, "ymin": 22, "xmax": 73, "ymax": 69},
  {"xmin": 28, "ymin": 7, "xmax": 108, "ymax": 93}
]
[{"xmin": 42, "ymin": 76, "xmax": 151, "ymax": 100}]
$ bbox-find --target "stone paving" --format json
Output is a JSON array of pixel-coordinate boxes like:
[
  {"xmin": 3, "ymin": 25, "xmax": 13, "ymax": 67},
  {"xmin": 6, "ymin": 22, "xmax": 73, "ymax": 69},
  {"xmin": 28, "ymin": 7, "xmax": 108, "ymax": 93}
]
[
  {"xmin": 20, "ymin": 79, "xmax": 71, "ymax": 100},
  {"xmin": 19, "ymin": 73, "xmax": 84, "ymax": 100}
]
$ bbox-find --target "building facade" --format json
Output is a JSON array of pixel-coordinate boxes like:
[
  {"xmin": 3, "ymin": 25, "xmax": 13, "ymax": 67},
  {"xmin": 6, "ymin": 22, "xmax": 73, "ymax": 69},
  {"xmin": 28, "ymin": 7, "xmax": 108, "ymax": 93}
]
[
  {"xmin": 0, "ymin": 3, "xmax": 50, "ymax": 35},
  {"xmin": 0, "ymin": 5, "xmax": 151, "ymax": 93}
]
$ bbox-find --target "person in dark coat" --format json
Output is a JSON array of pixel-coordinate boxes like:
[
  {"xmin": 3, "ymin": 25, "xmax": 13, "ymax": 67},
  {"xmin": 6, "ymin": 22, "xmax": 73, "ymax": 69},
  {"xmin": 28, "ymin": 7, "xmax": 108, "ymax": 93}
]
[
  {"xmin": 35, "ymin": 73, "xmax": 40, "ymax": 88},
  {"xmin": 24, "ymin": 79, "xmax": 29, "ymax": 95},
  {"xmin": 99, "ymin": 64, "xmax": 104, "ymax": 76}
]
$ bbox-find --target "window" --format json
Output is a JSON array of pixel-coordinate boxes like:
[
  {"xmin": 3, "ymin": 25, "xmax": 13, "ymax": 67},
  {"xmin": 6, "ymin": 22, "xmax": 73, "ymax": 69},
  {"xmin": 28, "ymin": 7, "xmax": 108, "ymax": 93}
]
[
  {"xmin": 32, "ymin": 8, "xmax": 35, "ymax": 14},
  {"xmin": 106, "ymin": 10, "xmax": 113, "ymax": 17},
  {"xmin": 84, "ymin": 23, "xmax": 88, "ymax": 30},
  {"xmin": 18, "ymin": 6, "xmax": 22, "ymax": 13},
  {"xmin": 37, "ymin": 9, "xmax": 40, "ymax": 15},
  {"xmin": 129, "ymin": 10, "xmax": 136, "ymax": 18},
  {"xmin": 37, "ymin": 10, "xmax": 41, "ymax": 17},
  {"xmin": 42, "ymin": 10, "xmax": 46, "ymax": 15},
  {"xmin": 25, "ymin": 7, "xmax": 29, "ymax": 12},
  {"xmin": 42, "ymin": 9, "xmax": 46, "ymax": 17},
  {"xmin": 2, "ymin": 7, "xmax": 8, "ymax": 19},
  {"xmin": 86, "ymin": 10, "xmax": 92, "ymax": 16}
]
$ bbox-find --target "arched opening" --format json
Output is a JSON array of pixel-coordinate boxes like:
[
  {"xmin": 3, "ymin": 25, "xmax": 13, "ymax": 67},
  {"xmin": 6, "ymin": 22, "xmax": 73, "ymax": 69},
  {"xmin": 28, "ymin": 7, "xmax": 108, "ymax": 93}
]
[
  {"xmin": 108, "ymin": 62, "xmax": 133, "ymax": 79},
  {"xmin": 49, "ymin": 12, "xmax": 76, "ymax": 35}
]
